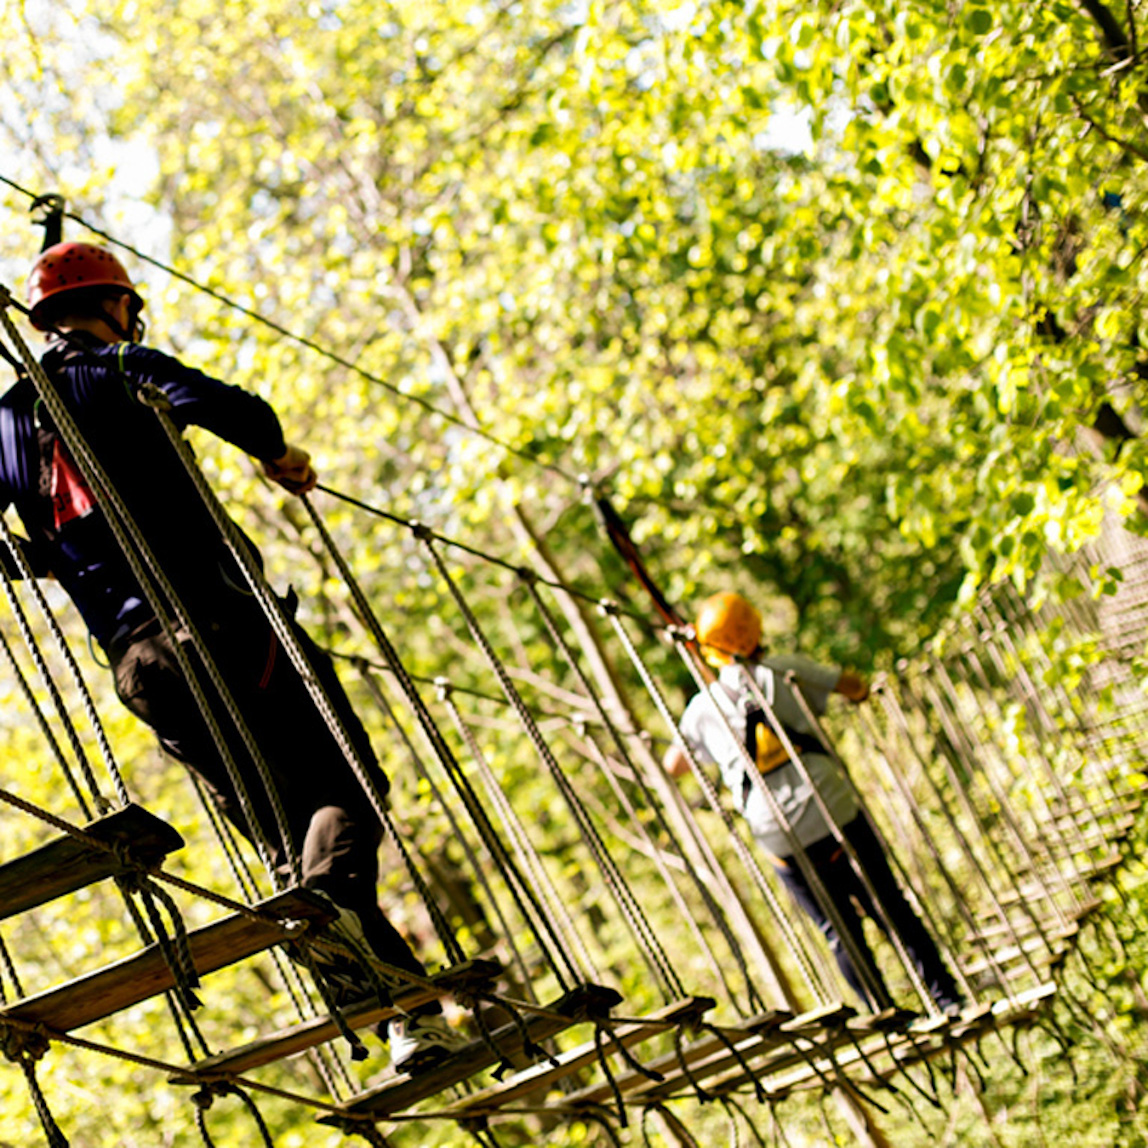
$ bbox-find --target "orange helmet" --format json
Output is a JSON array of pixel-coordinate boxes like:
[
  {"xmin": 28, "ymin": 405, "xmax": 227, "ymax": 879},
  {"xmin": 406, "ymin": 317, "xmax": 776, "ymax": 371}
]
[
  {"xmin": 27, "ymin": 242, "xmax": 142, "ymax": 331},
  {"xmin": 695, "ymin": 592, "xmax": 762, "ymax": 666}
]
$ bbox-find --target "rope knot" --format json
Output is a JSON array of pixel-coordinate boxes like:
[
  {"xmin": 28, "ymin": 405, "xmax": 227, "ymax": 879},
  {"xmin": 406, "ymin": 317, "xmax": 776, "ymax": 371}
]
[
  {"xmin": 113, "ymin": 863, "xmax": 145, "ymax": 893},
  {"xmin": 136, "ymin": 382, "xmax": 174, "ymax": 412},
  {"xmin": 191, "ymin": 1080, "xmax": 237, "ymax": 1111},
  {"xmin": 0, "ymin": 1021, "xmax": 51, "ymax": 1064}
]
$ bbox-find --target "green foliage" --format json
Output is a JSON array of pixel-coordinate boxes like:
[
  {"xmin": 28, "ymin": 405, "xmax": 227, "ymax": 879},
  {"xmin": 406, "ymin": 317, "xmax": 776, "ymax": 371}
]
[{"xmin": 3, "ymin": 0, "xmax": 1148, "ymax": 1143}]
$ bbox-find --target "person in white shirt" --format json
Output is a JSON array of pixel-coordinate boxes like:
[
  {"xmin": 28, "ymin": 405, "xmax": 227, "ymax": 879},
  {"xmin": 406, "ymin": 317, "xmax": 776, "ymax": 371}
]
[{"xmin": 664, "ymin": 592, "xmax": 962, "ymax": 1012}]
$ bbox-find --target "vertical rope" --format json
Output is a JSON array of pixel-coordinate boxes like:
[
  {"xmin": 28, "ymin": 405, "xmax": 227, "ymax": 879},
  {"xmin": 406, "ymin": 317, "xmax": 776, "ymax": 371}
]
[
  {"xmin": 968, "ymin": 618, "xmax": 1113, "ymax": 850},
  {"xmin": 605, "ymin": 606, "xmax": 827, "ymax": 1008},
  {"xmin": 576, "ymin": 720, "xmax": 743, "ymax": 1007},
  {"xmin": 925, "ymin": 658, "xmax": 1078, "ymax": 927},
  {"xmin": 852, "ymin": 697, "xmax": 981, "ymax": 1003},
  {"xmin": 879, "ymin": 675, "xmax": 1041, "ymax": 990},
  {"xmin": 361, "ymin": 665, "xmax": 545, "ymax": 993},
  {"xmin": 418, "ymin": 533, "xmax": 680, "ymax": 1002},
  {"xmin": 523, "ymin": 574, "xmax": 766, "ymax": 1013},
  {"xmin": 0, "ymin": 514, "xmax": 128, "ymax": 808},
  {"xmin": 0, "ymin": 618, "xmax": 92, "ymax": 819},
  {"xmin": 186, "ymin": 774, "xmax": 353, "ymax": 1097},
  {"xmin": 0, "ymin": 307, "xmax": 285, "ymax": 886},
  {"xmin": 300, "ymin": 497, "xmax": 478, "ymax": 965},
  {"xmin": 915, "ymin": 665, "xmax": 1069, "ymax": 958},
  {"xmin": 0, "ymin": 528, "xmax": 105, "ymax": 814},
  {"xmin": 21, "ymin": 1057, "xmax": 69, "ymax": 1148},
  {"xmin": 0, "ymin": 930, "xmax": 24, "ymax": 1000},
  {"xmin": 950, "ymin": 644, "xmax": 1095, "ymax": 897},
  {"xmin": 427, "ymin": 678, "xmax": 582, "ymax": 989},
  {"xmin": 671, "ymin": 627, "xmax": 888, "ymax": 1008}
]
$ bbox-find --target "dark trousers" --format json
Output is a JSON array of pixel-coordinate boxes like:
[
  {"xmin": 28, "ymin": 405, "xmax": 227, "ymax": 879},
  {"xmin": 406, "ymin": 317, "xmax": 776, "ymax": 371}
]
[
  {"xmin": 776, "ymin": 814, "xmax": 961, "ymax": 1011},
  {"xmin": 110, "ymin": 607, "xmax": 425, "ymax": 980}
]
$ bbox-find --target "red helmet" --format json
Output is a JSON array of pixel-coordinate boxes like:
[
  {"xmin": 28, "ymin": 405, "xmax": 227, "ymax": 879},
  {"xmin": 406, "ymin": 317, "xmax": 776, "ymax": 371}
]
[{"xmin": 27, "ymin": 242, "xmax": 143, "ymax": 330}]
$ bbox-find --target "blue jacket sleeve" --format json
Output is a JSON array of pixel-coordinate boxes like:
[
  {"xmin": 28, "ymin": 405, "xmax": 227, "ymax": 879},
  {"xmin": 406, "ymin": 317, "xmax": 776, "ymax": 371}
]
[{"xmin": 113, "ymin": 344, "xmax": 288, "ymax": 461}]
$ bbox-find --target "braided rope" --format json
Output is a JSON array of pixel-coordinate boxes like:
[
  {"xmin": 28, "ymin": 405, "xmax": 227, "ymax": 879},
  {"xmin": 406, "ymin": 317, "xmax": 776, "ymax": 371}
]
[
  {"xmin": 869, "ymin": 685, "xmax": 1032, "ymax": 995},
  {"xmin": 192, "ymin": 1084, "xmax": 275, "ymax": 1148},
  {"xmin": 298, "ymin": 496, "xmax": 467, "ymax": 963},
  {"xmin": 574, "ymin": 721, "xmax": 741, "ymax": 1006},
  {"xmin": 185, "ymin": 775, "xmax": 353, "ymax": 1096},
  {"xmin": 605, "ymin": 608, "xmax": 826, "ymax": 1006},
  {"xmin": 0, "ymin": 619, "xmax": 92, "ymax": 818},
  {"xmin": 848, "ymin": 699, "xmax": 981, "ymax": 1003},
  {"xmin": 128, "ymin": 888, "xmax": 211, "ymax": 1062},
  {"xmin": 0, "ymin": 306, "xmax": 284, "ymax": 885},
  {"xmin": 0, "ymin": 1012, "xmax": 348, "ymax": 1114},
  {"xmin": 0, "ymin": 513, "xmax": 128, "ymax": 808},
  {"xmin": 433, "ymin": 678, "xmax": 586, "ymax": 987},
  {"xmin": 523, "ymin": 576, "xmax": 743, "ymax": 1000},
  {"xmin": 20, "ymin": 1057, "xmax": 69, "ymax": 1148},
  {"xmin": 420, "ymin": 535, "xmax": 678, "ymax": 1000},
  {"xmin": 890, "ymin": 674, "xmax": 1047, "ymax": 983},
  {"xmin": 363, "ymin": 670, "xmax": 544, "ymax": 995},
  {"xmin": 953, "ymin": 638, "xmax": 1098, "ymax": 882},
  {"xmin": 0, "ymin": 930, "xmax": 22, "ymax": 1001},
  {"xmin": 923, "ymin": 659, "xmax": 1077, "ymax": 930},
  {"xmin": 0, "ymin": 525, "xmax": 106, "ymax": 815}
]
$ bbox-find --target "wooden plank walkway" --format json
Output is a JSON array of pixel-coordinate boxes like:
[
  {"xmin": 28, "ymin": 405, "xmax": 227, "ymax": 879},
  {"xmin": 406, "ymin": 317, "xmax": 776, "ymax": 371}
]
[
  {"xmin": 321, "ymin": 983, "xmax": 623, "ymax": 1120},
  {"xmin": 188, "ymin": 958, "xmax": 503, "ymax": 1077},
  {"xmin": 555, "ymin": 1004, "xmax": 846, "ymax": 1111},
  {"xmin": 0, "ymin": 804, "xmax": 183, "ymax": 923},
  {"xmin": 1, "ymin": 888, "xmax": 332, "ymax": 1033},
  {"xmin": 432, "ymin": 996, "xmax": 713, "ymax": 1119}
]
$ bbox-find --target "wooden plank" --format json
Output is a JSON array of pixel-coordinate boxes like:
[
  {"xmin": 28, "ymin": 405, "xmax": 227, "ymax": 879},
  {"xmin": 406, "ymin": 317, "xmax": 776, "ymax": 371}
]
[
  {"xmin": 0, "ymin": 804, "xmax": 184, "ymax": 923},
  {"xmin": 323, "ymin": 983, "xmax": 623, "ymax": 1119},
  {"xmin": 640, "ymin": 1004, "xmax": 860, "ymax": 1103},
  {"xmin": 990, "ymin": 852, "xmax": 1121, "ymax": 907},
  {"xmin": 556, "ymin": 1010, "xmax": 789, "ymax": 1109},
  {"xmin": 960, "ymin": 938, "xmax": 1069, "ymax": 979},
  {"xmin": 709, "ymin": 995, "xmax": 1039, "ymax": 1101},
  {"xmin": 583, "ymin": 987, "xmax": 1056, "ymax": 1108},
  {"xmin": 650, "ymin": 1024, "xmax": 861, "ymax": 1103},
  {"xmin": 559, "ymin": 1005, "xmax": 846, "ymax": 1110},
  {"xmin": 434, "ymin": 997, "xmax": 713, "ymax": 1118},
  {"xmin": 187, "ymin": 959, "xmax": 503, "ymax": 1076},
  {"xmin": 1034, "ymin": 816, "xmax": 1135, "ymax": 849},
  {"xmin": 967, "ymin": 898, "xmax": 1100, "ymax": 946},
  {"xmin": 1045, "ymin": 795, "xmax": 1140, "ymax": 820},
  {"xmin": 2, "ymin": 888, "xmax": 333, "ymax": 1033}
]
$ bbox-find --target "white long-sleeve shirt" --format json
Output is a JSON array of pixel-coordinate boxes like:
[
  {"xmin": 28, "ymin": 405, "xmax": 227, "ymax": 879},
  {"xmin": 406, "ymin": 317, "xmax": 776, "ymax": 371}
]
[{"xmin": 678, "ymin": 655, "xmax": 858, "ymax": 856}]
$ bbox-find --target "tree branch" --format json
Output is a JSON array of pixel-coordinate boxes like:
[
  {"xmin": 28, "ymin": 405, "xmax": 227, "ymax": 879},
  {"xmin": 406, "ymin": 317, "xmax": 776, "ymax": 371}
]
[
  {"xmin": 1072, "ymin": 95, "xmax": 1148, "ymax": 163},
  {"xmin": 1077, "ymin": 0, "xmax": 1134, "ymax": 62}
]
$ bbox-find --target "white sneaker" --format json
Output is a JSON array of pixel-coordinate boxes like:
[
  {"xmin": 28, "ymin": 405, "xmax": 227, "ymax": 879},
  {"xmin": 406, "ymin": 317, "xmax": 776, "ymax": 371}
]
[
  {"xmin": 388, "ymin": 1013, "xmax": 468, "ymax": 1075},
  {"xmin": 300, "ymin": 897, "xmax": 392, "ymax": 1009}
]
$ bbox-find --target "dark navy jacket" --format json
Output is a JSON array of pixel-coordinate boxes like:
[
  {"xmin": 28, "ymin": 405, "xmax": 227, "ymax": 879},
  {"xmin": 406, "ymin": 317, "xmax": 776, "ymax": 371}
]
[{"xmin": 0, "ymin": 335, "xmax": 287, "ymax": 650}]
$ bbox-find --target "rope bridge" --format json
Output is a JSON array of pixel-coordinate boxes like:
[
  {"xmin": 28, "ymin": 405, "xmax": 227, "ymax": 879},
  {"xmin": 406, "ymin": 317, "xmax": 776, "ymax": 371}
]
[{"xmin": 0, "ymin": 221, "xmax": 1142, "ymax": 1146}]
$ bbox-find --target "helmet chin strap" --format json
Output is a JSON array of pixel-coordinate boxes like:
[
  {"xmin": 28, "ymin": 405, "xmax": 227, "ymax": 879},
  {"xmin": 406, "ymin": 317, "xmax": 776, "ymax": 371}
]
[{"xmin": 101, "ymin": 297, "xmax": 145, "ymax": 344}]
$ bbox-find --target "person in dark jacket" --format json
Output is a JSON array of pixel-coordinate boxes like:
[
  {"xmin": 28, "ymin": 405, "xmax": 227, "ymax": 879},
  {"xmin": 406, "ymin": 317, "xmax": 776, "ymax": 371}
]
[{"xmin": 0, "ymin": 241, "xmax": 463, "ymax": 1073}]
